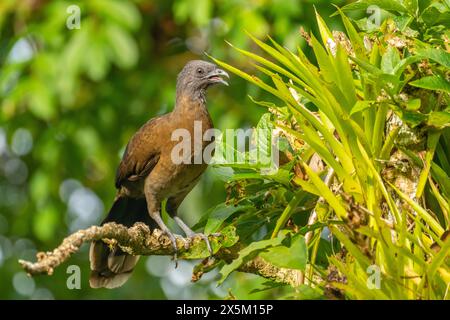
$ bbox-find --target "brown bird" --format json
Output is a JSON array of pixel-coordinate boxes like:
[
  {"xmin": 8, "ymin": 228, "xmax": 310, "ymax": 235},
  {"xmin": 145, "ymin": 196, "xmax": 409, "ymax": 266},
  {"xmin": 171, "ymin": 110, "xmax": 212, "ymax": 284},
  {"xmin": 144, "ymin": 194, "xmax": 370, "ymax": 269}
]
[{"xmin": 89, "ymin": 60, "xmax": 229, "ymax": 289}]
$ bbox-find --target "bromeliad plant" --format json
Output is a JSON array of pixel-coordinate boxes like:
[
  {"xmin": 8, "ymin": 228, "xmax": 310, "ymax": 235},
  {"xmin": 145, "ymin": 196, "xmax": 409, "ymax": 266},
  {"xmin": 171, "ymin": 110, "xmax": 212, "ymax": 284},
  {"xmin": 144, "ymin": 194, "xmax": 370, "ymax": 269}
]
[{"xmin": 203, "ymin": 0, "xmax": 449, "ymax": 299}]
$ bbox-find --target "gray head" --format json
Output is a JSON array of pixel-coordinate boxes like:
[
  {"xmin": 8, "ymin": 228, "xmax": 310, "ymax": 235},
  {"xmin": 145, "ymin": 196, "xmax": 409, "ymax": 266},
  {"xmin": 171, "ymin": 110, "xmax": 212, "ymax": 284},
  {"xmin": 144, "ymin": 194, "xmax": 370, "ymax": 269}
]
[{"xmin": 176, "ymin": 60, "xmax": 229, "ymax": 99}]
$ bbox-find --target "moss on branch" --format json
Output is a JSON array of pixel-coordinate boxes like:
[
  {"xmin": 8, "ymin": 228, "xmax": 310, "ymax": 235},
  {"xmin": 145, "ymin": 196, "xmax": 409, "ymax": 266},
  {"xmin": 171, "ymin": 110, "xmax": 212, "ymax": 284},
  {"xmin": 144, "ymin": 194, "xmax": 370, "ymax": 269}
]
[{"xmin": 18, "ymin": 222, "xmax": 302, "ymax": 287}]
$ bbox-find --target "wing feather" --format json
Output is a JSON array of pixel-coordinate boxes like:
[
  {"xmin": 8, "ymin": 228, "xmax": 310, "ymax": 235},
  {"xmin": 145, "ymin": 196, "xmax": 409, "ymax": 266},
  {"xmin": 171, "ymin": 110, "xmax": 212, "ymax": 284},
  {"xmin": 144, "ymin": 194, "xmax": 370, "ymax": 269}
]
[{"xmin": 115, "ymin": 116, "xmax": 166, "ymax": 188}]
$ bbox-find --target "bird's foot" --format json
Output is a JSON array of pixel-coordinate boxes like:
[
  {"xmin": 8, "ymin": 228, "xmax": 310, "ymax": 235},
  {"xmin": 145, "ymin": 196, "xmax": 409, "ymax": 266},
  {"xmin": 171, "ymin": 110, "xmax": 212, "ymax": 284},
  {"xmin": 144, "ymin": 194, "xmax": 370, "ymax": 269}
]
[
  {"xmin": 187, "ymin": 232, "xmax": 222, "ymax": 256},
  {"xmin": 193, "ymin": 232, "xmax": 212, "ymax": 256},
  {"xmin": 150, "ymin": 212, "xmax": 181, "ymax": 267},
  {"xmin": 160, "ymin": 230, "xmax": 179, "ymax": 267},
  {"xmin": 172, "ymin": 216, "xmax": 221, "ymax": 256}
]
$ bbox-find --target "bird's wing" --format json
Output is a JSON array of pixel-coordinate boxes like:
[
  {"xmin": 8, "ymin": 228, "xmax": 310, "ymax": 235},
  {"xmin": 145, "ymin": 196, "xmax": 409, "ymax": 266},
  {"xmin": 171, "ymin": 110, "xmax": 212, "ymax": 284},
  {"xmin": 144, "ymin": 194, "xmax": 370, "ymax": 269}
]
[{"xmin": 115, "ymin": 116, "xmax": 166, "ymax": 188}]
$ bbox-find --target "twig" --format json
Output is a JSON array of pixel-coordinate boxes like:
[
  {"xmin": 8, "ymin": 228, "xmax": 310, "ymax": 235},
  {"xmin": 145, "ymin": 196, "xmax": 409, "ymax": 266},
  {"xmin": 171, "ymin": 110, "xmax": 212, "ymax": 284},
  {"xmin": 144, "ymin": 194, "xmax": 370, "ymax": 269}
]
[{"xmin": 19, "ymin": 222, "xmax": 303, "ymax": 287}]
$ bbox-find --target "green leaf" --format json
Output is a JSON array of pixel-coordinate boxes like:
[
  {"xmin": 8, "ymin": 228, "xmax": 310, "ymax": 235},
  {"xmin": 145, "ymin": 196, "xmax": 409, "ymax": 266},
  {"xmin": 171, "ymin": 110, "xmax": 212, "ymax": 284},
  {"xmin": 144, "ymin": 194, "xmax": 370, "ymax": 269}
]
[
  {"xmin": 301, "ymin": 162, "xmax": 348, "ymax": 219},
  {"xmin": 293, "ymin": 284, "xmax": 325, "ymax": 300},
  {"xmin": 416, "ymin": 46, "xmax": 450, "ymax": 69},
  {"xmin": 427, "ymin": 235, "xmax": 450, "ymax": 280},
  {"xmin": 180, "ymin": 225, "xmax": 239, "ymax": 259},
  {"xmin": 33, "ymin": 206, "xmax": 59, "ymax": 242},
  {"xmin": 409, "ymin": 75, "xmax": 450, "ymax": 93},
  {"xmin": 428, "ymin": 111, "xmax": 450, "ymax": 128},
  {"xmin": 329, "ymin": 225, "xmax": 372, "ymax": 268},
  {"xmin": 402, "ymin": 0, "xmax": 418, "ymax": 15},
  {"xmin": 105, "ymin": 23, "xmax": 138, "ymax": 69},
  {"xmin": 28, "ymin": 80, "xmax": 56, "ymax": 120},
  {"xmin": 393, "ymin": 55, "xmax": 422, "ymax": 77},
  {"xmin": 190, "ymin": 0, "xmax": 212, "ymax": 26},
  {"xmin": 335, "ymin": 45, "xmax": 357, "ymax": 107},
  {"xmin": 388, "ymin": 182, "xmax": 444, "ymax": 235},
  {"xmin": 381, "ymin": 46, "xmax": 401, "ymax": 74},
  {"xmin": 431, "ymin": 163, "xmax": 450, "ymax": 198},
  {"xmin": 249, "ymin": 281, "xmax": 287, "ymax": 294},
  {"xmin": 92, "ymin": 0, "xmax": 142, "ymax": 30},
  {"xmin": 83, "ymin": 34, "xmax": 109, "ymax": 81},
  {"xmin": 340, "ymin": 0, "xmax": 408, "ymax": 14},
  {"xmin": 351, "ymin": 56, "xmax": 383, "ymax": 75},
  {"xmin": 315, "ymin": 9, "xmax": 334, "ymax": 51},
  {"xmin": 260, "ymin": 234, "xmax": 308, "ymax": 270},
  {"xmin": 391, "ymin": 105, "xmax": 428, "ymax": 127},
  {"xmin": 271, "ymin": 191, "xmax": 306, "ymax": 238},
  {"xmin": 218, "ymin": 236, "xmax": 284, "ymax": 285},
  {"xmin": 350, "ymin": 100, "xmax": 375, "ymax": 115},
  {"xmin": 336, "ymin": 5, "xmax": 367, "ymax": 60},
  {"xmin": 421, "ymin": 3, "xmax": 450, "ymax": 26},
  {"xmin": 406, "ymin": 98, "xmax": 421, "ymax": 111},
  {"xmin": 204, "ymin": 203, "xmax": 253, "ymax": 234}
]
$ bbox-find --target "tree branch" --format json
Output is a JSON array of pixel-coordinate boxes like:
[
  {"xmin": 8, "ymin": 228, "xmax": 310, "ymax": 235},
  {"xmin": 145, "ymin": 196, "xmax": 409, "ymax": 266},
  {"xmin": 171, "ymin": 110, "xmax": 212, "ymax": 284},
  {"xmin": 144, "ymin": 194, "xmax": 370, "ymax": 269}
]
[{"xmin": 18, "ymin": 222, "xmax": 302, "ymax": 287}]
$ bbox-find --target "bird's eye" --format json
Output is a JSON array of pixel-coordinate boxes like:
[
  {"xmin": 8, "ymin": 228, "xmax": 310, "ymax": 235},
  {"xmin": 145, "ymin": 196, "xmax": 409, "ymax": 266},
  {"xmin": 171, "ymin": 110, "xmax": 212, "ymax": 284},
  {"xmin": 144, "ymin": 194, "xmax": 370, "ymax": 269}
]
[{"xmin": 196, "ymin": 68, "xmax": 204, "ymax": 75}]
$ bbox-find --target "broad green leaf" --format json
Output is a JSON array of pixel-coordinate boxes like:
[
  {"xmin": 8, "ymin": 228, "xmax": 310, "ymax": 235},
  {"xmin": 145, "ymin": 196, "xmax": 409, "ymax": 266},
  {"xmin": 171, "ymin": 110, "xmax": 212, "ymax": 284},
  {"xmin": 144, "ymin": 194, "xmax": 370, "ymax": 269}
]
[
  {"xmin": 92, "ymin": 0, "xmax": 142, "ymax": 30},
  {"xmin": 406, "ymin": 98, "xmax": 421, "ymax": 111},
  {"xmin": 421, "ymin": 3, "xmax": 450, "ymax": 26},
  {"xmin": 218, "ymin": 236, "xmax": 284, "ymax": 284},
  {"xmin": 83, "ymin": 34, "xmax": 109, "ymax": 81},
  {"xmin": 204, "ymin": 203, "xmax": 253, "ymax": 234},
  {"xmin": 33, "ymin": 206, "xmax": 59, "ymax": 242},
  {"xmin": 381, "ymin": 46, "xmax": 401, "ymax": 74},
  {"xmin": 340, "ymin": 0, "xmax": 408, "ymax": 14},
  {"xmin": 392, "ymin": 15, "xmax": 414, "ymax": 31},
  {"xmin": 105, "ymin": 23, "xmax": 138, "ymax": 69},
  {"xmin": 391, "ymin": 105, "xmax": 428, "ymax": 127},
  {"xmin": 180, "ymin": 225, "xmax": 239, "ymax": 259},
  {"xmin": 28, "ymin": 80, "xmax": 56, "ymax": 120},
  {"xmin": 428, "ymin": 111, "xmax": 450, "ymax": 128},
  {"xmin": 402, "ymin": 0, "xmax": 418, "ymax": 15},
  {"xmin": 260, "ymin": 234, "xmax": 308, "ymax": 270},
  {"xmin": 416, "ymin": 46, "xmax": 450, "ymax": 69},
  {"xmin": 410, "ymin": 75, "xmax": 450, "ymax": 93},
  {"xmin": 293, "ymin": 285, "xmax": 325, "ymax": 300}
]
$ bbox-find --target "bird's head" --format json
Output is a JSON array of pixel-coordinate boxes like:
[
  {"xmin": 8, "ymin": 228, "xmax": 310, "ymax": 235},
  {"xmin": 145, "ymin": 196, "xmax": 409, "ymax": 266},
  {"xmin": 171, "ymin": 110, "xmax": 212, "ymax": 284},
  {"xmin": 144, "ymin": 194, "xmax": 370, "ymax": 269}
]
[{"xmin": 176, "ymin": 60, "xmax": 229, "ymax": 99}]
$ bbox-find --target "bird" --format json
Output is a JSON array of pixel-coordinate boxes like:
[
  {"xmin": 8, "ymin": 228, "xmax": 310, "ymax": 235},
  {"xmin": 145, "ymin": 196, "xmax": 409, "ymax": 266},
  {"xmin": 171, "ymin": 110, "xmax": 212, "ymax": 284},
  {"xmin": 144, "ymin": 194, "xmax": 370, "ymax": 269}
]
[{"xmin": 89, "ymin": 60, "xmax": 229, "ymax": 289}]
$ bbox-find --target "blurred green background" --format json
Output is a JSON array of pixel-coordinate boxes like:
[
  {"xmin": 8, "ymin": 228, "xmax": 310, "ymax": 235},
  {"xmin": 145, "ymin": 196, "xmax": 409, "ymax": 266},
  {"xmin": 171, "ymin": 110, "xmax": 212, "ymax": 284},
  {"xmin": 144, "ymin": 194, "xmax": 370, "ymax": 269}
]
[{"xmin": 0, "ymin": 0, "xmax": 350, "ymax": 299}]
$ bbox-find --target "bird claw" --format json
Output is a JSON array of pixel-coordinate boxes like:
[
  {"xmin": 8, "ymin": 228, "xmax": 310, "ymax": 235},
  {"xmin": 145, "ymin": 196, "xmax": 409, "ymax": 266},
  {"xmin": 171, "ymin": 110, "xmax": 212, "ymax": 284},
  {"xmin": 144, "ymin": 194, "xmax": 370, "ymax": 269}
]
[
  {"xmin": 162, "ymin": 230, "xmax": 179, "ymax": 268},
  {"xmin": 188, "ymin": 232, "xmax": 222, "ymax": 257}
]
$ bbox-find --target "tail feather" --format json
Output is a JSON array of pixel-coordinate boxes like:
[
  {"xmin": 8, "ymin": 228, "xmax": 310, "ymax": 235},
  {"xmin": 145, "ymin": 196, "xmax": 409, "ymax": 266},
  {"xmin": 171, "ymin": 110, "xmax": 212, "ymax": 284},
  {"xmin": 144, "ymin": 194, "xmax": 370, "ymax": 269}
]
[{"xmin": 89, "ymin": 196, "xmax": 152, "ymax": 289}]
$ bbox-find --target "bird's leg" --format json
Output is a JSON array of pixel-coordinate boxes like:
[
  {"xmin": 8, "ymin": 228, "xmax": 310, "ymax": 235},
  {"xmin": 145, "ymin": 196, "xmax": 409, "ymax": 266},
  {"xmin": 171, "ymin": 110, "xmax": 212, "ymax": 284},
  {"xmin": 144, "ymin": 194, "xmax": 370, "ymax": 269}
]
[
  {"xmin": 149, "ymin": 211, "xmax": 179, "ymax": 264},
  {"xmin": 173, "ymin": 216, "xmax": 215, "ymax": 256},
  {"xmin": 167, "ymin": 196, "xmax": 218, "ymax": 256}
]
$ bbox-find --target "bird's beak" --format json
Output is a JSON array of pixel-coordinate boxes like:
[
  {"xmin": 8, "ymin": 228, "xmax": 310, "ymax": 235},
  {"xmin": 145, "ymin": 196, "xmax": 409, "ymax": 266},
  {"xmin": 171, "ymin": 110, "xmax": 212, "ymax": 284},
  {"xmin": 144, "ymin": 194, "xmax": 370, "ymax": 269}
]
[{"xmin": 206, "ymin": 68, "xmax": 229, "ymax": 86}]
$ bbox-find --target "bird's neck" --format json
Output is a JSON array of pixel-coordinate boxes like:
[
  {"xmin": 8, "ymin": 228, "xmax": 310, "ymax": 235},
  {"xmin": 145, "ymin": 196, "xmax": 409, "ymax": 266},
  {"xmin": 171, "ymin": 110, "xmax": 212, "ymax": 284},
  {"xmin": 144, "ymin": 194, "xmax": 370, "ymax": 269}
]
[{"xmin": 174, "ymin": 90, "xmax": 207, "ymax": 114}]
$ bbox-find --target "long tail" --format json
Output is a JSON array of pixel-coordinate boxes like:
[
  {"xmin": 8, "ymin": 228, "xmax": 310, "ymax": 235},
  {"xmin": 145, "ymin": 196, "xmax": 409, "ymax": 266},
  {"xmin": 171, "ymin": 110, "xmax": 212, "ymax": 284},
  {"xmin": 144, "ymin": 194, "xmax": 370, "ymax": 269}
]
[{"xmin": 89, "ymin": 196, "xmax": 153, "ymax": 289}]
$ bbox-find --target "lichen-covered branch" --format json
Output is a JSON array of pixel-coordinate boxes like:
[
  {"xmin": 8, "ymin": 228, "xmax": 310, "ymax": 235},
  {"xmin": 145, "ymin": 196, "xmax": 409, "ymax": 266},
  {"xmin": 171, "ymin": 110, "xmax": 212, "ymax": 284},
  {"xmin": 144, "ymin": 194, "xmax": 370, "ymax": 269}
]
[{"xmin": 18, "ymin": 222, "xmax": 302, "ymax": 287}]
